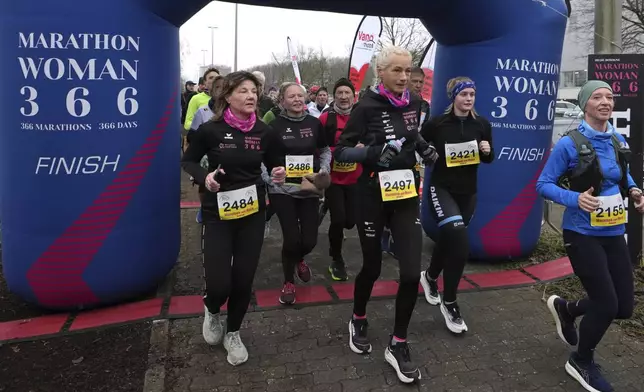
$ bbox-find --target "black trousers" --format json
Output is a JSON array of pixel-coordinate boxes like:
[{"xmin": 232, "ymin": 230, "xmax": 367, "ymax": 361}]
[
  {"xmin": 202, "ymin": 211, "xmax": 265, "ymax": 332},
  {"xmin": 326, "ymin": 183, "xmax": 358, "ymax": 259},
  {"xmin": 563, "ymin": 229, "xmax": 634, "ymax": 359},
  {"xmin": 270, "ymin": 194, "xmax": 320, "ymax": 283},
  {"xmin": 426, "ymin": 184, "xmax": 476, "ymax": 303},
  {"xmin": 353, "ymin": 186, "xmax": 422, "ymax": 339}
]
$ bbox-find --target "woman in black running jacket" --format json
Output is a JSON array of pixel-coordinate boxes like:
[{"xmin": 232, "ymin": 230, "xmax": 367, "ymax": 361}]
[
  {"xmin": 418, "ymin": 76, "xmax": 494, "ymax": 335},
  {"xmin": 334, "ymin": 45, "xmax": 438, "ymax": 385}
]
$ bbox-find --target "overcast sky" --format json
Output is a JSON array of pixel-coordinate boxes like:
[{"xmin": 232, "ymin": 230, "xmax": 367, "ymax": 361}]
[{"xmin": 179, "ymin": 1, "xmax": 363, "ymax": 78}]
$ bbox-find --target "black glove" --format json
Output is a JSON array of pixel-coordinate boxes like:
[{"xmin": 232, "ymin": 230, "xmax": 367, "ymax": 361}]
[
  {"xmin": 417, "ymin": 143, "xmax": 439, "ymax": 165},
  {"xmin": 370, "ymin": 138, "xmax": 406, "ymax": 167}
]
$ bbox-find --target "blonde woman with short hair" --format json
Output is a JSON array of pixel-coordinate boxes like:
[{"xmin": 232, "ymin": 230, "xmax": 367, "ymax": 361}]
[{"xmin": 333, "ymin": 45, "xmax": 439, "ymax": 384}]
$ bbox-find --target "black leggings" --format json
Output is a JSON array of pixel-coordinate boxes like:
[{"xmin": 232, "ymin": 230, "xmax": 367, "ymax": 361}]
[
  {"xmin": 563, "ymin": 229, "xmax": 634, "ymax": 359},
  {"xmin": 264, "ymin": 186, "xmax": 275, "ymax": 222},
  {"xmin": 202, "ymin": 211, "xmax": 265, "ymax": 332},
  {"xmin": 353, "ymin": 187, "xmax": 422, "ymax": 339},
  {"xmin": 270, "ymin": 194, "xmax": 320, "ymax": 283},
  {"xmin": 426, "ymin": 184, "xmax": 476, "ymax": 303},
  {"xmin": 265, "ymin": 201, "xmax": 275, "ymax": 222},
  {"xmin": 326, "ymin": 183, "xmax": 358, "ymax": 259}
]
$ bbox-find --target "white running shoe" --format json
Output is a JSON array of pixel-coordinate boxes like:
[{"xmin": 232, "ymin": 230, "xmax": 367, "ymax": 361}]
[
  {"xmin": 384, "ymin": 342, "xmax": 421, "ymax": 384},
  {"xmin": 202, "ymin": 306, "xmax": 224, "ymax": 345},
  {"xmin": 440, "ymin": 302, "xmax": 468, "ymax": 334},
  {"xmin": 223, "ymin": 331, "xmax": 249, "ymax": 366},
  {"xmin": 420, "ymin": 271, "xmax": 441, "ymax": 305}
]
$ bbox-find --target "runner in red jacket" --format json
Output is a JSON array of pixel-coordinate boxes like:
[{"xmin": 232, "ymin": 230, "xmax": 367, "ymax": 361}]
[{"xmin": 319, "ymin": 78, "xmax": 361, "ymax": 281}]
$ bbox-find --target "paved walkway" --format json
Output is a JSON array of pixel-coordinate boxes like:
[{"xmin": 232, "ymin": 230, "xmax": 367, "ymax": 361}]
[
  {"xmin": 152, "ymin": 288, "xmax": 643, "ymax": 392},
  {"xmin": 149, "ymin": 181, "xmax": 642, "ymax": 391},
  {"xmin": 0, "ymin": 178, "xmax": 644, "ymax": 392},
  {"xmin": 2, "ymin": 177, "xmax": 642, "ymax": 391}
]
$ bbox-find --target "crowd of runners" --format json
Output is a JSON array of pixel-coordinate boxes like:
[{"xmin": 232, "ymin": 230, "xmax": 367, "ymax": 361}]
[{"xmin": 179, "ymin": 45, "xmax": 640, "ymax": 392}]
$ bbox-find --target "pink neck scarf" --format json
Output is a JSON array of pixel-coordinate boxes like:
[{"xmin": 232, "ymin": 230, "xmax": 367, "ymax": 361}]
[
  {"xmin": 376, "ymin": 84, "xmax": 410, "ymax": 108},
  {"xmin": 224, "ymin": 107, "xmax": 256, "ymax": 133}
]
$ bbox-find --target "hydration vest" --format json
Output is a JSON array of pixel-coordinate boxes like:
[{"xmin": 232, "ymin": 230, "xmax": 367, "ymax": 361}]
[{"xmin": 557, "ymin": 128, "xmax": 631, "ymax": 198}]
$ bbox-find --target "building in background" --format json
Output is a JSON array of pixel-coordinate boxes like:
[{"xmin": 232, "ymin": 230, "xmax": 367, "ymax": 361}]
[
  {"xmin": 558, "ymin": 1, "xmax": 593, "ymax": 102},
  {"xmin": 198, "ymin": 64, "xmax": 231, "ymax": 78}
]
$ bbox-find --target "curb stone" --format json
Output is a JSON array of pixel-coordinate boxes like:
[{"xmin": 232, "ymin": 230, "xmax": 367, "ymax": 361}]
[
  {"xmin": 142, "ymin": 268, "xmax": 176, "ymax": 392},
  {"xmin": 0, "ymin": 257, "xmax": 573, "ymax": 343},
  {"xmin": 142, "ymin": 319, "xmax": 169, "ymax": 392}
]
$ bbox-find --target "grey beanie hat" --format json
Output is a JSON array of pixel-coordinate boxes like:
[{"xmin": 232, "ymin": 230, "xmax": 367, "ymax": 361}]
[{"xmin": 577, "ymin": 80, "xmax": 612, "ymax": 112}]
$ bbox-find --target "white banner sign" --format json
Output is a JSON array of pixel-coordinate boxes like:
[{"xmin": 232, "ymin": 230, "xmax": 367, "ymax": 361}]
[
  {"xmin": 418, "ymin": 38, "xmax": 436, "ymax": 103},
  {"xmin": 287, "ymin": 37, "xmax": 302, "ymax": 85},
  {"xmin": 348, "ymin": 16, "xmax": 382, "ymax": 94}
]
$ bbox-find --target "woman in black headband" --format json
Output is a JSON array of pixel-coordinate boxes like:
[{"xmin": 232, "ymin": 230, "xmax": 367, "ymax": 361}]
[{"xmin": 419, "ymin": 76, "xmax": 494, "ymax": 334}]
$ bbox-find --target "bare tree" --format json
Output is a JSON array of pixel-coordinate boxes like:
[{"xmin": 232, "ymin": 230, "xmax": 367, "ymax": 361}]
[
  {"xmin": 622, "ymin": 0, "xmax": 644, "ymax": 53},
  {"xmin": 378, "ymin": 18, "xmax": 431, "ymax": 64},
  {"xmin": 297, "ymin": 46, "xmax": 349, "ymax": 88},
  {"xmin": 569, "ymin": 0, "xmax": 644, "ymax": 54},
  {"xmin": 248, "ymin": 46, "xmax": 349, "ymax": 89}
]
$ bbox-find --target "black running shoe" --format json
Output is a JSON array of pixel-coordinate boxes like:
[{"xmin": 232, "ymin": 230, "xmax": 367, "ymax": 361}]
[
  {"xmin": 547, "ymin": 295, "xmax": 578, "ymax": 346},
  {"xmin": 329, "ymin": 259, "xmax": 348, "ymax": 281},
  {"xmin": 348, "ymin": 319, "xmax": 372, "ymax": 354},
  {"xmin": 565, "ymin": 352, "xmax": 613, "ymax": 392},
  {"xmin": 385, "ymin": 339, "xmax": 421, "ymax": 383}
]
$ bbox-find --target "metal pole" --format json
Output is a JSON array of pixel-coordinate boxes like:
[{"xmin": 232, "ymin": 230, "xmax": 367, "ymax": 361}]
[
  {"xmin": 208, "ymin": 26, "xmax": 218, "ymax": 66},
  {"xmin": 201, "ymin": 49, "xmax": 207, "ymax": 66},
  {"xmin": 594, "ymin": 0, "xmax": 623, "ymax": 54},
  {"xmin": 233, "ymin": 4, "xmax": 238, "ymax": 71}
]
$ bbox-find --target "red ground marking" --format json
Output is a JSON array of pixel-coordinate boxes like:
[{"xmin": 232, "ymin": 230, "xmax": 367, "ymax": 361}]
[
  {"xmin": 168, "ymin": 295, "xmax": 229, "ymax": 316},
  {"xmin": 1, "ymin": 258, "xmax": 578, "ymax": 342},
  {"xmin": 180, "ymin": 201, "xmax": 200, "ymax": 209},
  {"xmin": 255, "ymin": 285, "xmax": 332, "ymax": 307},
  {"xmin": 332, "ymin": 280, "xmax": 400, "ymax": 300},
  {"xmin": 0, "ymin": 314, "xmax": 69, "ymax": 341},
  {"xmin": 523, "ymin": 257, "xmax": 573, "ymax": 281},
  {"xmin": 370, "ymin": 280, "xmax": 402, "ymax": 297},
  {"xmin": 331, "ymin": 282, "xmax": 355, "ymax": 300},
  {"xmin": 465, "ymin": 270, "xmax": 536, "ymax": 288},
  {"xmin": 69, "ymin": 298, "xmax": 163, "ymax": 331},
  {"xmin": 417, "ymin": 277, "xmax": 475, "ymax": 293}
]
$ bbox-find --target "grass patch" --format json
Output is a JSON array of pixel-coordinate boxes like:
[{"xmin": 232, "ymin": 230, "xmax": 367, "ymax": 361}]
[
  {"xmin": 526, "ymin": 228, "xmax": 566, "ymax": 264},
  {"xmin": 499, "ymin": 227, "xmax": 566, "ymax": 270},
  {"xmin": 536, "ymin": 267, "xmax": 644, "ymax": 342}
]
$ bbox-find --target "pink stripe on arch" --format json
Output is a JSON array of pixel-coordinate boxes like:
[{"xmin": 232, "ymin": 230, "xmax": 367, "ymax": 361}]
[
  {"xmin": 26, "ymin": 93, "xmax": 177, "ymax": 308},
  {"xmin": 478, "ymin": 151, "xmax": 550, "ymax": 257}
]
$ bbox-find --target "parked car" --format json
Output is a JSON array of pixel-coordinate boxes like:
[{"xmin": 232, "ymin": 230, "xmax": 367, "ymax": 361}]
[
  {"xmin": 553, "ymin": 118, "xmax": 582, "ymax": 146},
  {"xmin": 563, "ymin": 105, "xmax": 583, "ymax": 119},
  {"xmin": 555, "ymin": 100, "xmax": 577, "ymax": 117}
]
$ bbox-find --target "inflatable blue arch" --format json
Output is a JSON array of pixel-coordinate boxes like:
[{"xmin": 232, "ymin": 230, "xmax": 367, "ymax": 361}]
[{"xmin": 0, "ymin": 0, "xmax": 569, "ymax": 309}]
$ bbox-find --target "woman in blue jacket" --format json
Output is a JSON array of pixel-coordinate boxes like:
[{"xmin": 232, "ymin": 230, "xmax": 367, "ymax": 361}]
[{"xmin": 536, "ymin": 80, "xmax": 644, "ymax": 392}]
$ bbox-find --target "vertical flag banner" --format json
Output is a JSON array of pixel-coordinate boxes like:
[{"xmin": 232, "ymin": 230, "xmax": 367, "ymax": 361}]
[
  {"xmin": 348, "ymin": 16, "xmax": 383, "ymax": 94},
  {"xmin": 287, "ymin": 37, "xmax": 302, "ymax": 85},
  {"xmin": 418, "ymin": 38, "xmax": 436, "ymax": 103}
]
